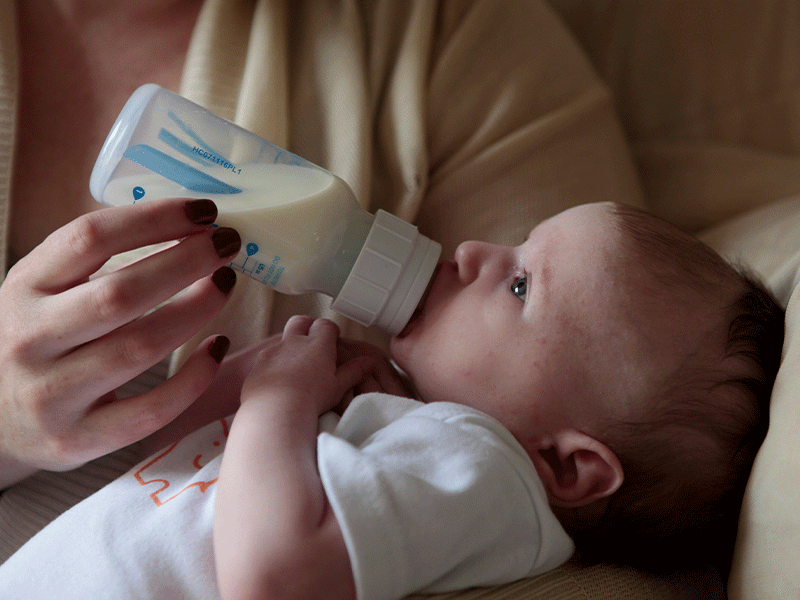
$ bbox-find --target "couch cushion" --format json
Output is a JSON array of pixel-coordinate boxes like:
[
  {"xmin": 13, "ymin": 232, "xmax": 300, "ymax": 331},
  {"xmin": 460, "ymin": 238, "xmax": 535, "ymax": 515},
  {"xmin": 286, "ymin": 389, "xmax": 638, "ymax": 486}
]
[{"xmin": 700, "ymin": 197, "xmax": 800, "ymax": 600}]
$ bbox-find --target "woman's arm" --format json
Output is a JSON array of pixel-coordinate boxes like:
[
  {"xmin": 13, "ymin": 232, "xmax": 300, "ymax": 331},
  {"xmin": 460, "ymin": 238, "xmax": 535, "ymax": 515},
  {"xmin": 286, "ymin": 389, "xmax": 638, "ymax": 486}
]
[{"xmin": 214, "ymin": 317, "xmax": 373, "ymax": 600}]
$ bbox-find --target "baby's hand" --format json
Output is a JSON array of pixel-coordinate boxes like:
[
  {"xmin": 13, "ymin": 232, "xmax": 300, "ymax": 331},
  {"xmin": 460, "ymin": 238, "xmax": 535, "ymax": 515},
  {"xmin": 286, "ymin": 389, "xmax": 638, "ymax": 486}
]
[
  {"xmin": 241, "ymin": 317, "xmax": 374, "ymax": 415},
  {"xmin": 337, "ymin": 338, "xmax": 412, "ymax": 400}
]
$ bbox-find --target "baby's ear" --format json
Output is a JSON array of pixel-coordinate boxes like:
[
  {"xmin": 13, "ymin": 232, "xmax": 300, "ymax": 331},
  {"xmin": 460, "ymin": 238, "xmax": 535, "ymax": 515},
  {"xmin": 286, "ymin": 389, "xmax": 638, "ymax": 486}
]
[{"xmin": 530, "ymin": 430, "xmax": 623, "ymax": 508}]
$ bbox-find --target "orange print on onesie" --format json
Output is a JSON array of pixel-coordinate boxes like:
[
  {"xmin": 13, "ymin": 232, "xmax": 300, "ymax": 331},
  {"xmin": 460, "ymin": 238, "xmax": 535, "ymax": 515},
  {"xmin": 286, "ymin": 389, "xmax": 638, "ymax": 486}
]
[{"xmin": 134, "ymin": 418, "xmax": 231, "ymax": 507}]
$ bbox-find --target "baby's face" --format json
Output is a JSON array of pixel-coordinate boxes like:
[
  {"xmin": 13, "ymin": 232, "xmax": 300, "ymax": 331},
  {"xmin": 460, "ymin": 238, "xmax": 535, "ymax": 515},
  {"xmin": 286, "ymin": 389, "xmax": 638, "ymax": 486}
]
[{"xmin": 390, "ymin": 202, "xmax": 681, "ymax": 443}]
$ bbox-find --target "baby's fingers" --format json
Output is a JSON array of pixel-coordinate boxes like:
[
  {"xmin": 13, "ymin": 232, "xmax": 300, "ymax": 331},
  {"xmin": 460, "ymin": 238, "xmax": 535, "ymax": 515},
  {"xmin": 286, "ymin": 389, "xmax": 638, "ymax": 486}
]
[
  {"xmin": 335, "ymin": 356, "xmax": 376, "ymax": 401},
  {"xmin": 337, "ymin": 338, "xmax": 409, "ymax": 397}
]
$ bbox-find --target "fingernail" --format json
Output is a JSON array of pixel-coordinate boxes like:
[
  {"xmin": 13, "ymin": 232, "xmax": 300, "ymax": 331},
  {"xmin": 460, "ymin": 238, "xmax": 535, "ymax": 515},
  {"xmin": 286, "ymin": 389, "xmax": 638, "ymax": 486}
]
[
  {"xmin": 212, "ymin": 227, "xmax": 241, "ymax": 258},
  {"xmin": 184, "ymin": 199, "xmax": 217, "ymax": 225},
  {"xmin": 212, "ymin": 266, "xmax": 237, "ymax": 296},
  {"xmin": 208, "ymin": 335, "xmax": 231, "ymax": 364}
]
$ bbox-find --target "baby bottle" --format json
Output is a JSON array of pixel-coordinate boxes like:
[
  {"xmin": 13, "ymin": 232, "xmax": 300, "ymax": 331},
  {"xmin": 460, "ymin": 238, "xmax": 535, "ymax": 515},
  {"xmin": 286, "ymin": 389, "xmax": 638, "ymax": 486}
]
[{"xmin": 90, "ymin": 84, "xmax": 441, "ymax": 335}]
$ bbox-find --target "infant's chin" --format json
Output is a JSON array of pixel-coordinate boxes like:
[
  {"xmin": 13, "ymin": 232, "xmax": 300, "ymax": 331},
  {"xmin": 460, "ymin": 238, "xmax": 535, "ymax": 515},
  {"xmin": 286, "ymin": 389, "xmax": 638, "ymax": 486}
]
[{"xmin": 397, "ymin": 309, "xmax": 422, "ymax": 339}]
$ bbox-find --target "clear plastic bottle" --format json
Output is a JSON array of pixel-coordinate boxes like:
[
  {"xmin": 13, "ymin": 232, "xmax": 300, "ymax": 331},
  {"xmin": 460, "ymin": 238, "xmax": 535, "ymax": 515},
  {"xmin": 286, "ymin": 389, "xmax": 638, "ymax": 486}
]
[{"xmin": 90, "ymin": 84, "xmax": 441, "ymax": 335}]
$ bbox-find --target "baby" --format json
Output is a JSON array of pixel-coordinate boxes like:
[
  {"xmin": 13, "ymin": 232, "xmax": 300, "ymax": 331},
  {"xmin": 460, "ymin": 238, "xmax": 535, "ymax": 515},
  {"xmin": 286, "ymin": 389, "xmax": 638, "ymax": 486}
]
[
  {"xmin": 213, "ymin": 201, "xmax": 784, "ymax": 600},
  {"xmin": 0, "ymin": 202, "xmax": 784, "ymax": 600}
]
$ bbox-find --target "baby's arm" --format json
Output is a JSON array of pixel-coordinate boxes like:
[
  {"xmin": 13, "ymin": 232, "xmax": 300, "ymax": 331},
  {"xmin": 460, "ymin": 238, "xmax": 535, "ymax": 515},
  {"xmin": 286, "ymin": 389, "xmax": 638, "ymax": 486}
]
[{"xmin": 214, "ymin": 317, "xmax": 374, "ymax": 600}]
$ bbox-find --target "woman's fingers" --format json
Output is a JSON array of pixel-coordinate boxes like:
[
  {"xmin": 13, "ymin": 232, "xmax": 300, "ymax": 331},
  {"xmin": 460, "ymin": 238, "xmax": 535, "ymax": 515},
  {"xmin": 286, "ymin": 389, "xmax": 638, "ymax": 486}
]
[
  {"xmin": 0, "ymin": 198, "xmax": 245, "ymax": 478},
  {"xmin": 25, "ymin": 198, "xmax": 220, "ymax": 291},
  {"xmin": 46, "ymin": 227, "xmax": 240, "ymax": 349},
  {"xmin": 58, "ymin": 267, "xmax": 237, "ymax": 407},
  {"xmin": 81, "ymin": 335, "xmax": 232, "ymax": 458}
]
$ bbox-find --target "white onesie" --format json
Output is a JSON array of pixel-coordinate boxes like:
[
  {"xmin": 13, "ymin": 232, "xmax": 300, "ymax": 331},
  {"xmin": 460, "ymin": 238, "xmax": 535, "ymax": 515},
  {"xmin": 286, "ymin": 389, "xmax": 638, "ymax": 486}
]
[{"xmin": 0, "ymin": 393, "xmax": 574, "ymax": 600}]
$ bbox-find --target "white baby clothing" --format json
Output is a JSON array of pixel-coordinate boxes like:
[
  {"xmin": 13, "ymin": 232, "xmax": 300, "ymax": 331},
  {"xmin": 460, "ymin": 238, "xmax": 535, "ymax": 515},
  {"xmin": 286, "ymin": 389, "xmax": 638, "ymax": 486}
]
[{"xmin": 0, "ymin": 393, "xmax": 573, "ymax": 600}]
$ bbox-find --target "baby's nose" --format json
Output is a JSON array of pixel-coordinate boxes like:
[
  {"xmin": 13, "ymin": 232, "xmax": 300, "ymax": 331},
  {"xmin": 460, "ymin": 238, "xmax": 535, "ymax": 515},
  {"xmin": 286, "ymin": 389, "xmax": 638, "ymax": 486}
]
[{"xmin": 454, "ymin": 240, "xmax": 491, "ymax": 283}]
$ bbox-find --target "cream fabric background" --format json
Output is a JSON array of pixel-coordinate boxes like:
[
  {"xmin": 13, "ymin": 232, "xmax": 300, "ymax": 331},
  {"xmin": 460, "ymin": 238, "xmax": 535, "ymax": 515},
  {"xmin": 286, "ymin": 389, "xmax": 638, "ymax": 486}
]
[
  {"xmin": 551, "ymin": 0, "xmax": 800, "ymax": 231},
  {"xmin": 701, "ymin": 198, "xmax": 800, "ymax": 600}
]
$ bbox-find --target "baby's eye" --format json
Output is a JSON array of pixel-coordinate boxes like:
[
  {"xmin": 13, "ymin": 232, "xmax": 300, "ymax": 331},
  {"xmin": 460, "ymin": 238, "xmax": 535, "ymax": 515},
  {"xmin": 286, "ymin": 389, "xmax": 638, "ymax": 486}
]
[{"xmin": 511, "ymin": 276, "xmax": 527, "ymax": 301}]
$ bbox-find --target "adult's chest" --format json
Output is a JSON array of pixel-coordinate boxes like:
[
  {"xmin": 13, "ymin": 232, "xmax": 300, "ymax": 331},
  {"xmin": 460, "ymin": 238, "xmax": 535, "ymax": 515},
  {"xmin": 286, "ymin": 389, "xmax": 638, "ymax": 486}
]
[{"xmin": 9, "ymin": 2, "xmax": 196, "ymax": 264}]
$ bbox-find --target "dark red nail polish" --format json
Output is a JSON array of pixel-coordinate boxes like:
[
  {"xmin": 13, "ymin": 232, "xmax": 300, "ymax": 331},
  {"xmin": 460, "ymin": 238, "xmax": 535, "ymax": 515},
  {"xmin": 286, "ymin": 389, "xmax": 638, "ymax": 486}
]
[
  {"xmin": 208, "ymin": 335, "xmax": 231, "ymax": 364},
  {"xmin": 211, "ymin": 228, "xmax": 241, "ymax": 258},
  {"xmin": 211, "ymin": 266, "xmax": 237, "ymax": 296},
  {"xmin": 184, "ymin": 199, "xmax": 217, "ymax": 225}
]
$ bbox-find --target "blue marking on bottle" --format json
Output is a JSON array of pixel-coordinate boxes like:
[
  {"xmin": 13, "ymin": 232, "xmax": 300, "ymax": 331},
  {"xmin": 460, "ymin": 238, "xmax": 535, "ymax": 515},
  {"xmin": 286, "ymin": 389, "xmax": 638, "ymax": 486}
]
[
  {"xmin": 167, "ymin": 111, "xmax": 226, "ymax": 160},
  {"xmin": 241, "ymin": 243, "xmax": 259, "ymax": 270},
  {"xmin": 157, "ymin": 128, "xmax": 214, "ymax": 167},
  {"xmin": 272, "ymin": 150, "xmax": 310, "ymax": 168},
  {"xmin": 123, "ymin": 144, "xmax": 242, "ymax": 194},
  {"xmin": 132, "ymin": 186, "xmax": 145, "ymax": 201}
]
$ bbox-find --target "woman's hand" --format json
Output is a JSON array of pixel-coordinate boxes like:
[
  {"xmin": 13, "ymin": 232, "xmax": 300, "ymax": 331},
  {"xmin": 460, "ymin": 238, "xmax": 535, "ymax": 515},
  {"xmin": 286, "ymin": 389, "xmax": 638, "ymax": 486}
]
[
  {"xmin": 139, "ymin": 334, "xmax": 281, "ymax": 457},
  {"xmin": 0, "ymin": 198, "xmax": 240, "ymax": 488}
]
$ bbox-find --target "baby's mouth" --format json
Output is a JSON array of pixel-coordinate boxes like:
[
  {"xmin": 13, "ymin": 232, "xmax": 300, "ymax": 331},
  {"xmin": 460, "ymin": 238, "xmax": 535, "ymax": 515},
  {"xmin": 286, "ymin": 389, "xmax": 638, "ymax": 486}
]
[{"xmin": 397, "ymin": 262, "xmax": 442, "ymax": 338}]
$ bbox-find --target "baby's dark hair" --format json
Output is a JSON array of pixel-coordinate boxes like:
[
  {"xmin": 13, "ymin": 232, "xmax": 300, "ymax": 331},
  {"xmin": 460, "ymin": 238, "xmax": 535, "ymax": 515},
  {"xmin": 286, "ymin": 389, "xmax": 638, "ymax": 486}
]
[{"xmin": 569, "ymin": 203, "xmax": 785, "ymax": 573}]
